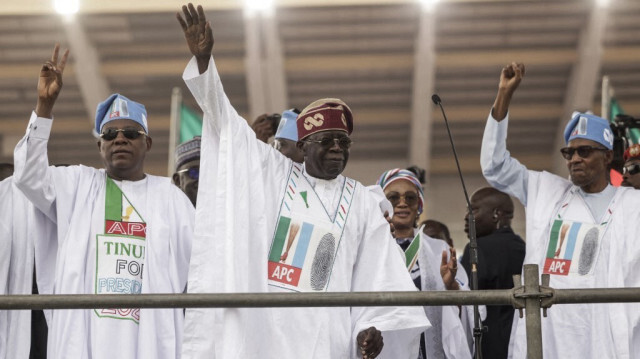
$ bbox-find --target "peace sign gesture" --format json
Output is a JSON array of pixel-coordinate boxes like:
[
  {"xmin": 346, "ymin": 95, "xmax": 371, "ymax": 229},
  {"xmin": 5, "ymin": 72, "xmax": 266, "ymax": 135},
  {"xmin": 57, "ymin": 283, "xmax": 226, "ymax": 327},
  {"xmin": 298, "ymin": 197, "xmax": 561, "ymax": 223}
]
[{"xmin": 36, "ymin": 44, "xmax": 69, "ymax": 118}]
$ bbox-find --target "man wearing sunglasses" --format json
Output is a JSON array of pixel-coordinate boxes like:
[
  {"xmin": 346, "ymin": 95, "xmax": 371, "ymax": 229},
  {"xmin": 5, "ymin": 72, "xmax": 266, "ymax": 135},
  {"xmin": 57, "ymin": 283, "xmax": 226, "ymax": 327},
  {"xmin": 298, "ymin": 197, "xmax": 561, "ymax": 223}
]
[
  {"xmin": 177, "ymin": 4, "xmax": 428, "ymax": 359},
  {"xmin": 481, "ymin": 62, "xmax": 640, "ymax": 358},
  {"xmin": 173, "ymin": 136, "xmax": 201, "ymax": 206},
  {"xmin": 12, "ymin": 45, "xmax": 194, "ymax": 359},
  {"xmin": 621, "ymin": 144, "xmax": 640, "ymax": 189}
]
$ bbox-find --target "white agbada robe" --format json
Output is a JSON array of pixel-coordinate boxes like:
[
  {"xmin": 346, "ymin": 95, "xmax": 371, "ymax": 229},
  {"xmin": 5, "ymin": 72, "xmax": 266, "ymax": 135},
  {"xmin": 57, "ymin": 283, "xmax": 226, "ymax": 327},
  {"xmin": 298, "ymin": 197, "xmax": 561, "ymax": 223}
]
[
  {"xmin": 414, "ymin": 230, "xmax": 472, "ymax": 359},
  {"xmin": 0, "ymin": 177, "xmax": 52, "ymax": 359},
  {"xmin": 13, "ymin": 112, "xmax": 195, "ymax": 359},
  {"xmin": 481, "ymin": 113, "xmax": 640, "ymax": 358},
  {"xmin": 181, "ymin": 56, "xmax": 429, "ymax": 359}
]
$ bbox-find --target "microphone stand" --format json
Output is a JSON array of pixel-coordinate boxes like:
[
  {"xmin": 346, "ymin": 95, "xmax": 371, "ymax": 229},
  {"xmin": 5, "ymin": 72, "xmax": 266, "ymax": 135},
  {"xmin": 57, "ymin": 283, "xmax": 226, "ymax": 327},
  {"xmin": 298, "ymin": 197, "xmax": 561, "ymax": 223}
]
[{"xmin": 431, "ymin": 94, "xmax": 484, "ymax": 359}]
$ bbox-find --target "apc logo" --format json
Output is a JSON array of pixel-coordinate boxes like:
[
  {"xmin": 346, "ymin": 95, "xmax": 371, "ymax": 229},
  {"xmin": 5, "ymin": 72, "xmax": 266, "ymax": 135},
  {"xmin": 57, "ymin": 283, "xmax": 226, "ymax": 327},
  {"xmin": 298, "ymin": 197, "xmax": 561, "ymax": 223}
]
[{"xmin": 303, "ymin": 113, "xmax": 324, "ymax": 130}]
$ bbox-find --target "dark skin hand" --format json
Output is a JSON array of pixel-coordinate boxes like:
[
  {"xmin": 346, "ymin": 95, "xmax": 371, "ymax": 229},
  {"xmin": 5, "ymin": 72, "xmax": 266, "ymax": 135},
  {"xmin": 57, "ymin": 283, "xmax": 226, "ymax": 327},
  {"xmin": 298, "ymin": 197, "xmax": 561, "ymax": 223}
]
[
  {"xmin": 177, "ymin": 3, "xmax": 214, "ymax": 74},
  {"xmin": 440, "ymin": 247, "xmax": 459, "ymax": 290},
  {"xmin": 356, "ymin": 326, "xmax": 383, "ymax": 359},
  {"xmin": 491, "ymin": 62, "xmax": 525, "ymax": 122},
  {"xmin": 252, "ymin": 114, "xmax": 275, "ymax": 143},
  {"xmin": 36, "ymin": 44, "xmax": 69, "ymax": 119}
]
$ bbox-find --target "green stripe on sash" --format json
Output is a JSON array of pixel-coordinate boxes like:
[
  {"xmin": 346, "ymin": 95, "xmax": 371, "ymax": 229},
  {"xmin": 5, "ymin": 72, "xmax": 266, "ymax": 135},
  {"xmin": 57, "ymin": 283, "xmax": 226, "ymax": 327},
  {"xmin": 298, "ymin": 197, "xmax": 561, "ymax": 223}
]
[
  {"xmin": 105, "ymin": 177, "xmax": 123, "ymax": 221},
  {"xmin": 405, "ymin": 234, "xmax": 420, "ymax": 270},
  {"xmin": 546, "ymin": 219, "xmax": 563, "ymax": 258},
  {"xmin": 269, "ymin": 216, "xmax": 291, "ymax": 262}
]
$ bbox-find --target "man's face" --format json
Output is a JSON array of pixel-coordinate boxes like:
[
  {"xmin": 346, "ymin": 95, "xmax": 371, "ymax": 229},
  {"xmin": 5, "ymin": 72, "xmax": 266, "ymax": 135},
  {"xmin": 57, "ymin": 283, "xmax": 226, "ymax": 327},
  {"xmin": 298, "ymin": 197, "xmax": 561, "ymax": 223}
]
[
  {"xmin": 465, "ymin": 194, "xmax": 495, "ymax": 238},
  {"xmin": 622, "ymin": 158, "xmax": 640, "ymax": 189},
  {"xmin": 97, "ymin": 119, "xmax": 151, "ymax": 181},
  {"xmin": 564, "ymin": 138, "xmax": 612, "ymax": 190},
  {"xmin": 173, "ymin": 159, "xmax": 199, "ymax": 206},
  {"xmin": 297, "ymin": 130, "xmax": 350, "ymax": 180},
  {"xmin": 275, "ymin": 138, "xmax": 305, "ymax": 164}
]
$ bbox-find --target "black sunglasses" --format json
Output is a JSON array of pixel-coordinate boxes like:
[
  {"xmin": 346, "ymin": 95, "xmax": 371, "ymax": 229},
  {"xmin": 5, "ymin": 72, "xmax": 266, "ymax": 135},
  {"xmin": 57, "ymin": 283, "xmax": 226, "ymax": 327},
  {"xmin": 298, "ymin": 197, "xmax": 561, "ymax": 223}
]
[
  {"xmin": 386, "ymin": 191, "xmax": 419, "ymax": 207},
  {"xmin": 177, "ymin": 167, "xmax": 199, "ymax": 180},
  {"xmin": 304, "ymin": 137, "xmax": 352, "ymax": 149},
  {"xmin": 100, "ymin": 128, "xmax": 146, "ymax": 141},
  {"xmin": 559, "ymin": 146, "xmax": 608, "ymax": 160},
  {"xmin": 623, "ymin": 163, "xmax": 640, "ymax": 176}
]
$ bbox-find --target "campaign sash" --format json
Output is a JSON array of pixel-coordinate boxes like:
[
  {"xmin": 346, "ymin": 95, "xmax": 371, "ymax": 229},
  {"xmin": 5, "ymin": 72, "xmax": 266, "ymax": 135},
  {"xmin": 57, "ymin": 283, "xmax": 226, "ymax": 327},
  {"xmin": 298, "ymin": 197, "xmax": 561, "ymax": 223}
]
[
  {"xmin": 95, "ymin": 177, "xmax": 147, "ymax": 323},
  {"xmin": 542, "ymin": 188, "xmax": 614, "ymax": 277},
  {"xmin": 267, "ymin": 163, "xmax": 356, "ymax": 292},
  {"xmin": 404, "ymin": 226, "xmax": 423, "ymax": 272}
]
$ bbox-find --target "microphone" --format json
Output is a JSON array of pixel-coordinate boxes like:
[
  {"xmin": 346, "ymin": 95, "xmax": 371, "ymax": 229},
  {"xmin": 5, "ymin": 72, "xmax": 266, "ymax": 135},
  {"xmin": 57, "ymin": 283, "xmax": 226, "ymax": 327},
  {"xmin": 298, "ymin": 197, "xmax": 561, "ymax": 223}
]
[
  {"xmin": 432, "ymin": 93, "xmax": 484, "ymax": 359},
  {"xmin": 431, "ymin": 94, "xmax": 441, "ymax": 105}
]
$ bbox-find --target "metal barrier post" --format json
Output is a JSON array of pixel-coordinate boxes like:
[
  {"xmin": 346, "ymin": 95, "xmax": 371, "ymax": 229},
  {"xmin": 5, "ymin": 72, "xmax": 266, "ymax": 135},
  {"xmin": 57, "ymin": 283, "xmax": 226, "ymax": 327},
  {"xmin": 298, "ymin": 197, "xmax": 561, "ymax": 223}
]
[{"xmin": 523, "ymin": 264, "xmax": 543, "ymax": 359}]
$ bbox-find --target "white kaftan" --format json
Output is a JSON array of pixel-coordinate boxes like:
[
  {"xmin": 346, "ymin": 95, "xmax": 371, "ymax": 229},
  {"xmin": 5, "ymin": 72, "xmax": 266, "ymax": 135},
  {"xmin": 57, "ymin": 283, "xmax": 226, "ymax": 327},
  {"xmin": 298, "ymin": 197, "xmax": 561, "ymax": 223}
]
[
  {"xmin": 181, "ymin": 56, "xmax": 429, "ymax": 359},
  {"xmin": 481, "ymin": 112, "xmax": 640, "ymax": 358},
  {"xmin": 414, "ymin": 230, "xmax": 472, "ymax": 359},
  {"xmin": 13, "ymin": 112, "xmax": 194, "ymax": 359},
  {"xmin": 0, "ymin": 177, "xmax": 52, "ymax": 359}
]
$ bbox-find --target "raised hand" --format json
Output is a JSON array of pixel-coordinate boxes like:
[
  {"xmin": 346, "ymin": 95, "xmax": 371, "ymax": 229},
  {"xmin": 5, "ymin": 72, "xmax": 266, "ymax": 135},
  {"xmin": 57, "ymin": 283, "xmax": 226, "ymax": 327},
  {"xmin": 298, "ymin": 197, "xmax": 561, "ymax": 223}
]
[
  {"xmin": 356, "ymin": 326, "xmax": 384, "ymax": 359},
  {"xmin": 36, "ymin": 44, "xmax": 69, "ymax": 118},
  {"xmin": 440, "ymin": 247, "xmax": 460, "ymax": 290},
  {"xmin": 492, "ymin": 62, "xmax": 525, "ymax": 122},
  {"xmin": 498, "ymin": 62, "xmax": 525, "ymax": 94},
  {"xmin": 177, "ymin": 3, "xmax": 213, "ymax": 73}
]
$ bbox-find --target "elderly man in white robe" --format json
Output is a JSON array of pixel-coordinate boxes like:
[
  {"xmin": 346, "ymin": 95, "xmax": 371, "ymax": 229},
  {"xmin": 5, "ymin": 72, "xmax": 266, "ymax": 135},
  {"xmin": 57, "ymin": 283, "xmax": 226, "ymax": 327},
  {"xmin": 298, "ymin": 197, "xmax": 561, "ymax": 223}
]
[
  {"xmin": 481, "ymin": 62, "xmax": 640, "ymax": 358},
  {"xmin": 12, "ymin": 44, "xmax": 194, "ymax": 359},
  {"xmin": 176, "ymin": 4, "xmax": 429, "ymax": 359}
]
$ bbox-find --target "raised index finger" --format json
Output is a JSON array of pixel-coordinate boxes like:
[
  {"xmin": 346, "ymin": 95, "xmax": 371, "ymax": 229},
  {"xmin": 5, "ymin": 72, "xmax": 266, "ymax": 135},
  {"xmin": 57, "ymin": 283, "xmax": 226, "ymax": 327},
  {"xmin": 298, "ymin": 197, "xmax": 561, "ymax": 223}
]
[{"xmin": 51, "ymin": 43, "xmax": 60, "ymax": 63}]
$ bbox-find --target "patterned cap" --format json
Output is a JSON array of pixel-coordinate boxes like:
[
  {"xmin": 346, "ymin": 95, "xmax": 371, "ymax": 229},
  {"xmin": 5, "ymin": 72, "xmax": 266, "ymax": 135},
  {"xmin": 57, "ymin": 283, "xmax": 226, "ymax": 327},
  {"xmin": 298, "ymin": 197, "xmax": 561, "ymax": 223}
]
[
  {"xmin": 175, "ymin": 136, "xmax": 201, "ymax": 170},
  {"xmin": 377, "ymin": 168, "xmax": 425, "ymax": 215},
  {"xmin": 275, "ymin": 109, "xmax": 299, "ymax": 141},
  {"xmin": 563, "ymin": 112, "xmax": 613, "ymax": 150},
  {"xmin": 296, "ymin": 98, "xmax": 353, "ymax": 140},
  {"xmin": 624, "ymin": 144, "xmax": 640, "ymax": 161},
  {"xmin": 95, "ymin": 93, "xmax": 148, "ymax": 134}
]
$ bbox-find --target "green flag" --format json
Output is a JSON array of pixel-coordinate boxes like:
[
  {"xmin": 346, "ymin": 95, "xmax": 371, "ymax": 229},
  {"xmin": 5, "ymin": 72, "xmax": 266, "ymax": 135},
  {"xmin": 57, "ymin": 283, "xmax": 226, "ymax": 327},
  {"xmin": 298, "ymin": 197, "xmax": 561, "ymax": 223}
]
[{"xmin": 180, "ymin": 104, "xmax": 203, "ymax": 143}]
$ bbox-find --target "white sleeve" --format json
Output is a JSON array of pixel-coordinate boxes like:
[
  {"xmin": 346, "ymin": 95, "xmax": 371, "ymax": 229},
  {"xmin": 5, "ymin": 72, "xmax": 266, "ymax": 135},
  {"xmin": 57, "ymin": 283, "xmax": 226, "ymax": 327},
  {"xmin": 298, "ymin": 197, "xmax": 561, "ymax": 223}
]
[
  {"xmin": 480, "ymin": 112, "xmax": 530, "ymax": 206},
  {"xmin": 182, "ymin": 55, "xmax": 288, "ymax": 172},
  {"xmin": 12, "ymin": 112, "xmax": 58, "ymax": 220}
]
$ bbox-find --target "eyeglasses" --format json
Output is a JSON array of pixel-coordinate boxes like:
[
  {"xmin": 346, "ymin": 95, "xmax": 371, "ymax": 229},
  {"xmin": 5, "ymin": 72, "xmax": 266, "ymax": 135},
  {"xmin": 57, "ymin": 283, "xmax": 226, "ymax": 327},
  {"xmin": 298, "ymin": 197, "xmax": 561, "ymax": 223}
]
[
  {"xmin": 386, "ymin": 191, "xmax": 419, "ymax": 207},
  {"xmin": 176, "ymin": 167, "xmax": 199, "ymax": 180},
  {"xmin": 559, "ymin": 146, "xmax": 608, "ymax": 160},
  {"xmin": 304, "ymin": 137, "xmax": 352, "ymax": 149},
  {"xmin": 100, "ymin": 128, "xmax": 146, "ymax": 141},
  {"xmin": 623, "ymin": 163, "xmax": 640, "ymax": 176}
]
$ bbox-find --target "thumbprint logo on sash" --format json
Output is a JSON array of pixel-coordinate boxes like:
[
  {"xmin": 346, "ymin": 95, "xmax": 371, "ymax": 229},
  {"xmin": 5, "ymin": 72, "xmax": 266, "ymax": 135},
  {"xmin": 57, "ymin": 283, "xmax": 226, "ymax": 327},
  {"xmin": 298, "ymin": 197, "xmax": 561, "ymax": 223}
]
[
  {"xmin": 578, "ymin": 227, "xmax": 598, "ymax": 275},
  {"xmin": 310, "ymin": 233, "xmax": 335, "ymax": 290}
]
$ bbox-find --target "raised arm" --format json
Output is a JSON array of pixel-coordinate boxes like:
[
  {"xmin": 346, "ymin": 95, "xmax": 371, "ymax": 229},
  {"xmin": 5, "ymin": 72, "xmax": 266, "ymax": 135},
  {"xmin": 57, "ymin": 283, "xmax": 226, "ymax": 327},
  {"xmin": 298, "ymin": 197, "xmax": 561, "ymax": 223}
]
[
  {"xmin": 13, "ymin": 44, "xmax": 69, "ymax": 219},
  {"xmin": 491, "ymin": 62, "xmax": 524, "ymax": 121},
  {"xmin": 481, "ymin": 63, "xmax": 530, "ymax": 205},
  {"xmin": 178, "ymin": 3, "xmax": 289, "ymax": 173}
]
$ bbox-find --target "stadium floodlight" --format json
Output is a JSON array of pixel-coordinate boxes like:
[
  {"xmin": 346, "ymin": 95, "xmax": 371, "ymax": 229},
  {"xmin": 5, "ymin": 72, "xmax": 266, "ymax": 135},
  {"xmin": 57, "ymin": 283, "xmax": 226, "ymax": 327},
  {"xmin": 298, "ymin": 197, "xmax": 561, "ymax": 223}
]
[
  {"xmin": 419, "ymin": 0, "xmax": 440, "ymax": 11},
  {"xmin": 54, "ymin": 0, "xmax": 79, "ymax": 15},
  {"xmin": 245, "ymin": 0, "xmax": 274, "ymax": 14}
]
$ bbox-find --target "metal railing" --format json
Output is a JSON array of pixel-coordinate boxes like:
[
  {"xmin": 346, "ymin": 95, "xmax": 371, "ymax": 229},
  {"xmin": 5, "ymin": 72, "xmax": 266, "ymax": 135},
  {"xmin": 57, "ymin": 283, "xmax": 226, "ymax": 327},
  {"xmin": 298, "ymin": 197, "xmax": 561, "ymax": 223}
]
[{"xmin": 2, "ymin": 264, "xmax": 640, "ymax": 358}]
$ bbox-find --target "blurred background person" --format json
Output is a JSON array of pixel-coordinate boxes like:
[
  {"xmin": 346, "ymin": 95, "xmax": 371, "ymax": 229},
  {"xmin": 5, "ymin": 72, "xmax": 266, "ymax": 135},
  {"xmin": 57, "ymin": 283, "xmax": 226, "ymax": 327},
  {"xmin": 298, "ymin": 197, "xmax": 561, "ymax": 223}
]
[
  {"xmin": 621, "ymin": 144, "xmax": 640, "ymax": 189},
  {"xmin": 460, "ymin": 187, "xmax": 525, "ymax": 359},
  {"xmin": 173, "ymin": 136, "xmax": 200, "ymax": 206}
]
